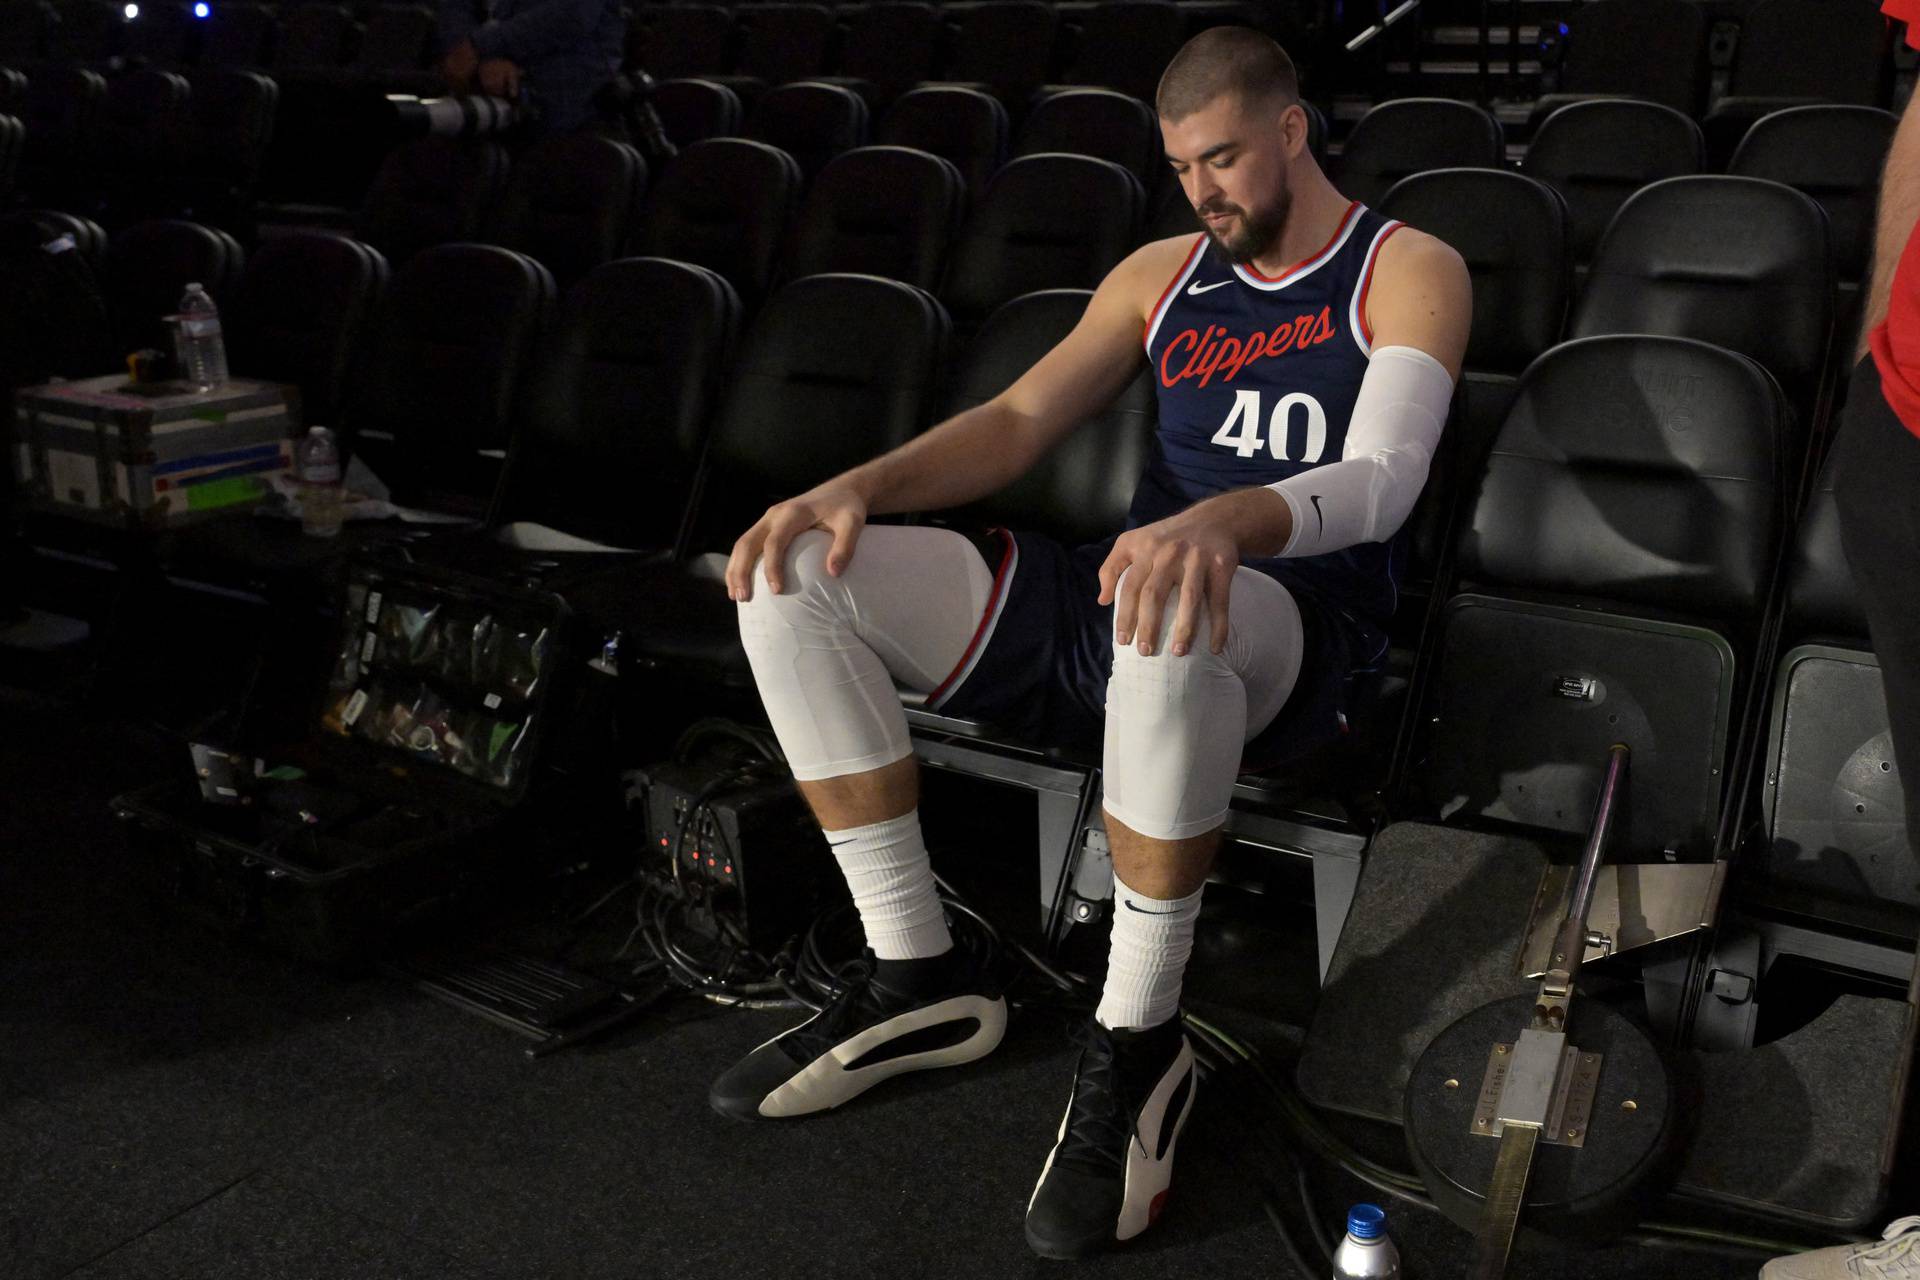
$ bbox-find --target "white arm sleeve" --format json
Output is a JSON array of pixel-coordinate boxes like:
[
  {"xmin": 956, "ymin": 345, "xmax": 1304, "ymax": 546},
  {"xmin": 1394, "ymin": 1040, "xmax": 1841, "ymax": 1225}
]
[{"xmin": 1266, "ymin": 344, "xmax": 1455, "ymax": 558}]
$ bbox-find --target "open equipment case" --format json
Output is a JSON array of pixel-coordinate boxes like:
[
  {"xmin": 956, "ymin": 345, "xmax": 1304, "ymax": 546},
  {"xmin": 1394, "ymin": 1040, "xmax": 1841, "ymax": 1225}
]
[{"xmin": 111, "ymin": 549, "xmax": 583, "ymax": 968}]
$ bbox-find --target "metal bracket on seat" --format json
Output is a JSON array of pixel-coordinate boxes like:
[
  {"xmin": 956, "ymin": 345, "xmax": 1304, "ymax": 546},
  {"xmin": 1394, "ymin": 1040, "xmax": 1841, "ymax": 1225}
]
[{"xmin": 1516, "ymin": 862, "xmax": 1727, "ymax": 979}]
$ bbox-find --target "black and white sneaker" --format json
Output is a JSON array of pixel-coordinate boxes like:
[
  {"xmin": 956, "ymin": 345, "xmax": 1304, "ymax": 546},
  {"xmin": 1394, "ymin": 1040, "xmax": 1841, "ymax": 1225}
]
[
  {"xmin": 708, "ymin": 949, "xmax": 1007, "ymax": 1121},
  {"xmin": 1024, "ymin": 1015, "xmax": 1197, "ymax": 1259}
]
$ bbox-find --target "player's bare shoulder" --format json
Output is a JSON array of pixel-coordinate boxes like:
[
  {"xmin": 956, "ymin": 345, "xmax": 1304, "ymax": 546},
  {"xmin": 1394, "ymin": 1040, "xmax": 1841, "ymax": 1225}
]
[
  {"xmin": 1366, "ymin": 224, "xmax": 1472, "ymax": 376},
  {"xmin": 1372, "ymin": 226, "xmax": 1469, "ymax": 300},
  {"xmin": 1110, "ymin": 234, "xmax": 1209, "ymax": 326}
]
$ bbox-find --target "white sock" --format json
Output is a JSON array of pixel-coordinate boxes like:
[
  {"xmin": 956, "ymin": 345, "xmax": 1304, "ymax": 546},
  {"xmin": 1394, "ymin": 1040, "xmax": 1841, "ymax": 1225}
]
[
  {"xmin": 1095, "ymin": 873, "xmax": 1204, "ymax": 1032},
  {"xmin": 822, "ymin": 811, "xmax": 953, "ymax": 962}
]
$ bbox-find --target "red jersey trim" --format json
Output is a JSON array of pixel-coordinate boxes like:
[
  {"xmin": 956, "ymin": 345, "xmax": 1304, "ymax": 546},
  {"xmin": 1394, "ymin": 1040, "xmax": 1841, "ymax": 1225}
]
[
  {"xmin": 1143, "ymin": 235, "xmax": 1207, "ymax": 352},
  {"xmin": 926, "ymin": 529, "xmax": 1018, "ymax": 708},
  {"xmin": 1354, "ymin": 221, "xmax": 1407, "ymax": 347}
]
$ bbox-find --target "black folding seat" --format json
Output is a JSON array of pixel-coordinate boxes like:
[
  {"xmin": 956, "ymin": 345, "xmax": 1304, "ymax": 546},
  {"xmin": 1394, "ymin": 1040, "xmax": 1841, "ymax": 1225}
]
[
  {"xmin": 17, "ymin": 64, "xmax": 105, "ymax": 205},
  {"xmin": 0, "ymin": 66, "xmax": 25, "ymax": 114},
  {"xmin": 1298, "ymin": 334, "xmax": 1788, "ymax": 1121},
  {"xmin": 488, "ymin": 133, "xmax": 647, "ymax": 291},
  {"xmin": 3, "ymin": 207, "xmax": 108, "ymax": 275},
  {"xmin": 744, "ymin": 80, "xmax": 867, "ymax": 182},
  {"xmin": 351, "ymin": 3, "xmax": 434, "ymax": 76},
  {"xmin": 45, "ymin": 0, "xmax": 121, "ymax": 64},
  {"xmin": 343, "ymin": 242, "xmax": 555, "ymax": 514},
  {"xmin": 1731, "ymin": 105, "xmax": 1896, "ymax": 287},
  {"xmin": 0, "ymin": 113, "xmax": 21, "ymax": 201},
  {"xmin": 173, "ymin": 68, "xmax": 279, "ymax": 230},
  {"xmin": 1571, "ymin": 175, "xmax": 1833, "ymax": 471},
  {"xmin": 1529, "ymin": 0, "xmax": 1710, "ymax": 126},
  {"xmin": 272, "ymin": 3, "xmax": 353, "ymax": 71},
  {"xmin": 630, "ymin": 4, "xmax": 734, "ymax": 81},
  {"xmin": 734, "ymin": 3, "xmax": 833, "ymax": 88},
  {"xmin": 942, "ymin": 154, "xmax": 1141, "ymax": 329},
  {"xmin": 121, "ymin": 0, "xmax": 197, "ymax": 65},
  {"xmin": 87, "ymin": 68, "xmax": 192, "ymax": 222},
  {"xmin": 1521, "ymin": 99, "xmax": 1702, "ymax": 269},
  {"xmin": 1332, "ymin": 98, "xmax": 1503, "ymax": 208},
  {"xmin": 1702, "ymin": 0, "xmax": 1891, "ymax": 168},
  {"xmin": 226, "ymin": 231, "xmax": 387, "ymax": 426},
  {"xmin": 824, "ymin": 1, "xmax": 938, "ymax": 110},
  {"xmin": 877, "ymin": 85, "xmax": 1008, "ymax": 208},
  {"xmin": 200, "ymin": 2, "xmax": 278, "ymax": 68},
  {"xmin": 942, "ymin": 1, "xmax": 1059, "ymax": 111},
  {"xmin": 943, "ymin": 289, "xmax": 1156, "ymax": 547},
  {"xmin": 103, "ymin": 218, "xmax": 245, "ymax": 355},
  {"xmin": 651, "ymin": 77, "xmax": 741, "ymax": 147},
  {"xmin": 0, "ymin": 2, "xmax": 51, "ymax": 64},
  {"xmin": 0, "ymin": 210, "xmax": 114, "ymax": 377},
  {"xmin": 1014, "ymin": 87, "xmax": 1155, "ymax": 184},
  {"xmin": 783, "ymin": 145, "xmax": 963, "ymax": 290},
  {"xmin": 356, "ymin": 136, "xmax": 511, "ymax": 268},
  {"xmin": 1059, "ymin": 0, "xmax": 1184, "ymax": 103},
  {"xmin": 630, "ymin": 137, "xmax": 801, "ymax": 306},
  {"xmin": 1378, "ymin": 169, "xmax": 1570, "ymax": 588}
]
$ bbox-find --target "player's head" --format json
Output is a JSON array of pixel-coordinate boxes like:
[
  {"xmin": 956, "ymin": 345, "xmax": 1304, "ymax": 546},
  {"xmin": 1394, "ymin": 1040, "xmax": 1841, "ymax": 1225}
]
[{"xmin": 1156, "ymin": 28, "xmax": 1308, "ymax": 263}]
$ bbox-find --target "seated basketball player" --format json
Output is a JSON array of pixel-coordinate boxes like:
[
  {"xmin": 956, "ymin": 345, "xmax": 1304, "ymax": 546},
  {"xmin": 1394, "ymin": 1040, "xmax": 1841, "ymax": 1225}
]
[{"xmin": 710, "ymin": 27, "xmax": 1471, "ymax": 1259}]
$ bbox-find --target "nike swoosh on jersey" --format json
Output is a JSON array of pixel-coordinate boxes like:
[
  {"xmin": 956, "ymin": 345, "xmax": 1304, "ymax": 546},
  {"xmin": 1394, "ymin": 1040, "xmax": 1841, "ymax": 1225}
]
[{"xmin": 1185, "ymin": 278, "xmax": 1231, "ymax": 296}]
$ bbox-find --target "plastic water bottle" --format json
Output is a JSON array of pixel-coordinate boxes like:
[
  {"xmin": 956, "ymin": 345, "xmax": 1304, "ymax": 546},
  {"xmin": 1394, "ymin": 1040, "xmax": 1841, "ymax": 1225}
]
[
  {"xmin": 176, "ymin": 282, "xmax": 228, "ymax": 391},
  {"xmin": 298, "ymin": 426, "xmax": 344, "ymax": 538},
  {"xmin": 1332, "ymin": 1203, "xmax": 1400, "ymax": 1278}
]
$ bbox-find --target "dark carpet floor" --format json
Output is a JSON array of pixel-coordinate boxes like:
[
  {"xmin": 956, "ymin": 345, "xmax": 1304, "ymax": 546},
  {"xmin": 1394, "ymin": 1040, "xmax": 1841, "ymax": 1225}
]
[{"xmin": 0, "ymin": 654, "xmax": 1875, "ymax": 1280}]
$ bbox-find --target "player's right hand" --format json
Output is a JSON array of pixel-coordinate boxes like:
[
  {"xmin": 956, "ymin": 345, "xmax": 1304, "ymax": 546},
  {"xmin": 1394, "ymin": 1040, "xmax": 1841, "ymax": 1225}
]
[{"xmin": 726, "ymin": 485, "xmax": 868, "ymax": 601}]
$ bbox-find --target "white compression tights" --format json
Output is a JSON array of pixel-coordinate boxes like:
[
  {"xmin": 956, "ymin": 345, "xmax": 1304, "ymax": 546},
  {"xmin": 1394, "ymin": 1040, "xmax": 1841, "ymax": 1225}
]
[{"xmin": 736, "ymin": 526, "xmax": 1305, "ymax": 840}]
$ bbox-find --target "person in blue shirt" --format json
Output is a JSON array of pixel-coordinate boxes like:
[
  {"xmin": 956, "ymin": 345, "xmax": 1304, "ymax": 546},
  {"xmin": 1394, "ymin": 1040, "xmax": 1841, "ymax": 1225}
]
[{"xmin": 437, "ymin": 0, "xmax": 625, "ymax": 135}]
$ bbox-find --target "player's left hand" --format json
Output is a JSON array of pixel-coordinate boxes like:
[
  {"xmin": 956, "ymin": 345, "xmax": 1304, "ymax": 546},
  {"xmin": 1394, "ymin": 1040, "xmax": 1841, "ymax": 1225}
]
[{"xmin": 1097, "ymin": 496, "xmax": 1241, "ymax": 658}]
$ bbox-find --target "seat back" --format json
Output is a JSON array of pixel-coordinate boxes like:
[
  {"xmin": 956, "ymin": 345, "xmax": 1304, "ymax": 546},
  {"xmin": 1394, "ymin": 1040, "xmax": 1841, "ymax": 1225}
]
[
  {"xmin": 1065, "ymin": 1, "xmax": 1185, "ymax": 102},
  {"xmin": 784, "ymin": 145, "xmax": 963, "ymax": 290},
  {"xmin": 1728, "ymin": 0, "xmax": 1889, "ymax": 103},
  {"xmin": 735, "ymin": 3, "xmax": 833, "ymax": 85},
  {"xmin": 502, "ymin": 257, "xmax": 739, "ymax": 550},
  {"xmin": 46, "ymin": 0, "xmax": 120, "ymax": 63},
  {"xmin": 489, "ymin": 132, "xmax": 646, "ymax": 290},
  {"xmin": 632, "ymin": 5, "xmax": 734, "ymax": 80},
  {"xmin": 1731, "ymin": 105, "xmax": 1897, "ymax": 286},
  {"xmin": 651, "ymin": 77, "xmax": 741, "ymax": 148},
  {"xmin": 1424, "ymin": 335, "xmax": 1787, "ymax": 855},
  {"xmin": 226, "ymin": 230, "xmax": 387, "ymax": 426},
  {"xmin": 104, "ymin": 217, "xmax": 245, "ymax": 354},
  {"xmin": 700, "ymin": 273, "xmax": 948, "ymax": 538},
  {"xmin": 201, "ymin": 2, "xmax": 278, "ymax": 68},
  {"xmin": 344, "ymin": 242, "xmax": 554, "ymax": 511},
  {"xmin": 745, "ymin": 80, "xmax": 868, "ymax": 182},
  {"xmin": 941, "ymin": 152, "xmax": 1142, "ymax": 328},
  {"xmin": 836, "ymin": 2, "xmax": 939, "ymax": 107},
  {"xmin": 1559, "ymin": 0, "xmax": 1710, "ymax": 114},
  {"xmin": 944, "ymin": 1, "xmax": 1059, "ymax": 108},
  {"xmin": 877, "ymin": 86, "xmax": 1008, "ymax": 207},
  {"xmin": 1572, "ymin": 175, "xmax": 1833, "ymax": 454},
  {"xmin": 1334, "ymin": 97, "xmax": 1503, "ymax": 207},
  {"xmin": 945, "ymin": 289, "xmax": 1155, "ymax": 545},
  {"xmin": 631, "ymin": 137, "xmax": 800, "ymax": 306},
  {"xmin": 1014, "ymin": 87, "xmax": 1156, "ymax": 183},
  {"xmin": 357, "ymin": 135, "xmax": 510, "ymax": 268},
  {"xmin": 1523, "ymin": 100, "xmax": 1702, "ymax": 267}
]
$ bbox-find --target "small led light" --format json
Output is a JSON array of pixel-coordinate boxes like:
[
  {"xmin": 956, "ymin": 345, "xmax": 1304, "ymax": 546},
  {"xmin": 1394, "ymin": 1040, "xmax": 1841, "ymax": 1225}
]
[
  {"xmin": 194, "ymin": 3, "xmax": 210, "ymax": 17},
  {"xmin": 123, "ymin": 3, "xmax": 139, "ymax": 19},
  {"xmin": 723, "ymin": 865, "xmax": 732, "ymax": 875}
]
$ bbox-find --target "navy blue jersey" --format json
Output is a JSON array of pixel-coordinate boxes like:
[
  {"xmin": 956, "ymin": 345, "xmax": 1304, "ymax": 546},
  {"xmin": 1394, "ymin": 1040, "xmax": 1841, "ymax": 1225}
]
[{"xmin": 1136, "ymin": 201, "xmax": 1407, "ymax": 665}]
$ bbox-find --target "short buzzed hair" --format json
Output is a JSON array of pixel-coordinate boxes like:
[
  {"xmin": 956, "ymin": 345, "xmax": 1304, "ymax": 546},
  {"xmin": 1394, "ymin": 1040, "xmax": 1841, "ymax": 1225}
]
[{"xmin": 1155, "ymin": 27, "xmax": 1300, "ymax": 122}]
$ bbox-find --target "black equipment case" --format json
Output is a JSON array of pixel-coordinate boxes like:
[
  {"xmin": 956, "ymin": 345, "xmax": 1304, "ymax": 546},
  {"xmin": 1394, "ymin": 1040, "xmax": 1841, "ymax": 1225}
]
[{"xmin": 112, "ymin": 551, "xmax": 578, "ymax": 967}]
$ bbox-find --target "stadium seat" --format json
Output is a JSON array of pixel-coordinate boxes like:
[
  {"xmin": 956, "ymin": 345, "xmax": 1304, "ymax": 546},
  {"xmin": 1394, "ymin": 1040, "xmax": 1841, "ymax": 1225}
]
[
  {"xmin": 1333, "ymin": 98, "xmax": 1503, "ymax": 207},
  {"xmin": 942, "ymin": 153, "xmax": 1143, "ymax": 328},
  {"xmin": 0, "ymin": 209, "xmax": 114, "ymax": 379},
  {"xmin": 782, "ymin": 145, "xmax": 964, "ymax": 290},
  {"xmin": 343, "ymin": 242, "xmax": 554, "ymax": 515},
  {"xmin": 943, "ymin": 1, "xmax": 1060, "ymax": 110},
  {"xmin": 745, "ymin": 80, "xmax": 868, "ymax": 182},
  {"xmin": 16, "ymin": 64, "xmax": 104, "ymax": 206},
  {"xmin": 1702, "ymin": 0, "xmax": 1891, "ymax": 168},
  {"xmin": 0, "ymin": 66, "xmax": 24, "ymax": 116},
  {"xmin": 45, "ymin": 0, "xmax": 121, "ymax": 64},
  {"xmin": 174, "ymin": 68, "xmax": 280, "ymax": 231},
  {"xmin": 825, "ymin": 1, "xmax": 939, "ymax": 109},
  {"xmin": 734, "ymin": 3, "xmax": 834, "ymax": 88},
  {"xmin": 1060, "ymin": 0, "xmax": 1185, "ymax": 103},
  {"xmin": 1014, "ymin": 87, "xmax": 1156, "ymax": 183},
  {"xmin": 488, "ymin": 132, "xmax": 648, "ymax": 291},
  {"xmin": 88, "ymin": 68, "xmax": 193, "ymax": 222},
  {"xmin": 877, "ymin": 85, "xmax": 1009, "ymax": 209},
  {"xmin": 199, "ymin": 2, "xmax": 278, "ymax": 69},
  {"xmin": 1572, "ymin": 175, "xmax": 1834, "ymax": 468},
  {"xmin": 630, "ymin": 4, "xmax": 734, "ymax": 81},
  {"xmin": 104, "ymin": 218, "xmax": 246, "ymax": 356},
  {"xmin": 651, "ymin": 77, "xmax": 741, "ymax": 148},
  {"xmin": 357, "ymin": 136, "xmax": 511, "ymax": 269},
  {"xmin": 0, "ymin": 112, "xmax": 21, "ymax": 201},
  {"xmin": 630, "ymin": 137, "xmax": 801, "ymax": 306},
  {"xmin": 1730, "ymin": 105, "xmax": 1897, "ymax": 286},
  {"xmin": 1522, "ymin": 99, "xmax": 1703, "ymax": 268},
  {"xmin": 1529, "ymin": 0, "xmax": 1711, "ymax": 126},
  {"xmin": 3, "ymin": 207, "xmax": 108, "ymax": 275},
  {"xmin": 226, "ymin": 230, "xmax": 387, "ymax": 428},
  {"xmin": 272, "ymin": 3, "xmax": 353, "ymax": 72}
]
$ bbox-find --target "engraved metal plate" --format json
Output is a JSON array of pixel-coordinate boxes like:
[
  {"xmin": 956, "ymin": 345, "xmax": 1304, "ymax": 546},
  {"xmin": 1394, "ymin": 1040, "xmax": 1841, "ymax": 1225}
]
[{"xmin": 1472, "ymin": 1043, "xmax": 1604, "ymax": 1148}]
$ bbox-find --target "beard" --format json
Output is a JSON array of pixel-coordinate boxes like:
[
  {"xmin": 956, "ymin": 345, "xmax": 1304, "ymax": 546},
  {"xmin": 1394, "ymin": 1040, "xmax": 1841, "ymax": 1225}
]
[{"xmin": 1196, "ymin": 182, "xmax": 1292, "ymax": 263}]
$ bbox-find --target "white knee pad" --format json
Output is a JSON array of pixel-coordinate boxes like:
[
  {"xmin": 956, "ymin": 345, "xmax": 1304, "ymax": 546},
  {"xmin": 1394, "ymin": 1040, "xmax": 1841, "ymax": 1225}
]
[
  {"xmin": 737, "ymin": 527, "xmax": 995, "ymax": 782},
  {"xmin": 1101, "ymin": 568, "xmax": 1304, "ymax": 840}
]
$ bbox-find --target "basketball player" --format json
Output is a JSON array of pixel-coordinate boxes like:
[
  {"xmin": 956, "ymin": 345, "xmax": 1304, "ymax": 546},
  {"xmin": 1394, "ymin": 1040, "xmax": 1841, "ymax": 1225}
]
[{"xmin": 710, "ymin": 27, "xmax": 1471, "ymax": 1258}]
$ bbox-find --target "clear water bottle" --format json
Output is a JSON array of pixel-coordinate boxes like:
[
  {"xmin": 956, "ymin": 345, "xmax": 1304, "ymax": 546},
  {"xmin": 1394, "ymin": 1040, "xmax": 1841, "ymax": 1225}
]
[
  {"xmin": 298, "ymin": 426, "xmax": 344, "ymax": 538},
  {"xmin": 176, "ymin": 282, "xmax": 228, "ymax": 392},
  {"xmin": 1332, "ymin": 1203, "xmax": 1400, "ymax": 1278}
]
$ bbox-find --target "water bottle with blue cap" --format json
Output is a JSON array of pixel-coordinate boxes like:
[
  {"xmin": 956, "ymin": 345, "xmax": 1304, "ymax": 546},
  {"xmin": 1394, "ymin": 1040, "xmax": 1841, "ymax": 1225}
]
[{"xmin": 1332, "ymin": 1203, "xmax": 1400, "ymax": 1278}]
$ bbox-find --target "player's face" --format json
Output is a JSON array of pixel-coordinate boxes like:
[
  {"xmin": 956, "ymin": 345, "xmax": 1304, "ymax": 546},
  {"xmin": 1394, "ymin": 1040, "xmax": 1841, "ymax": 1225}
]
[{"xmin": 1161, "ymin": 93, "xmax": 1299, "ymax": 263}]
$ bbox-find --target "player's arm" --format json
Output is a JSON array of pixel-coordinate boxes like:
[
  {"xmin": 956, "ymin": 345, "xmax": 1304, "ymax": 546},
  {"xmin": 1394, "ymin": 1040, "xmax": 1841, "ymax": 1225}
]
[{"xmin": 726, "ymin": 242, "xmax": 1175, "ymax": 600}]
